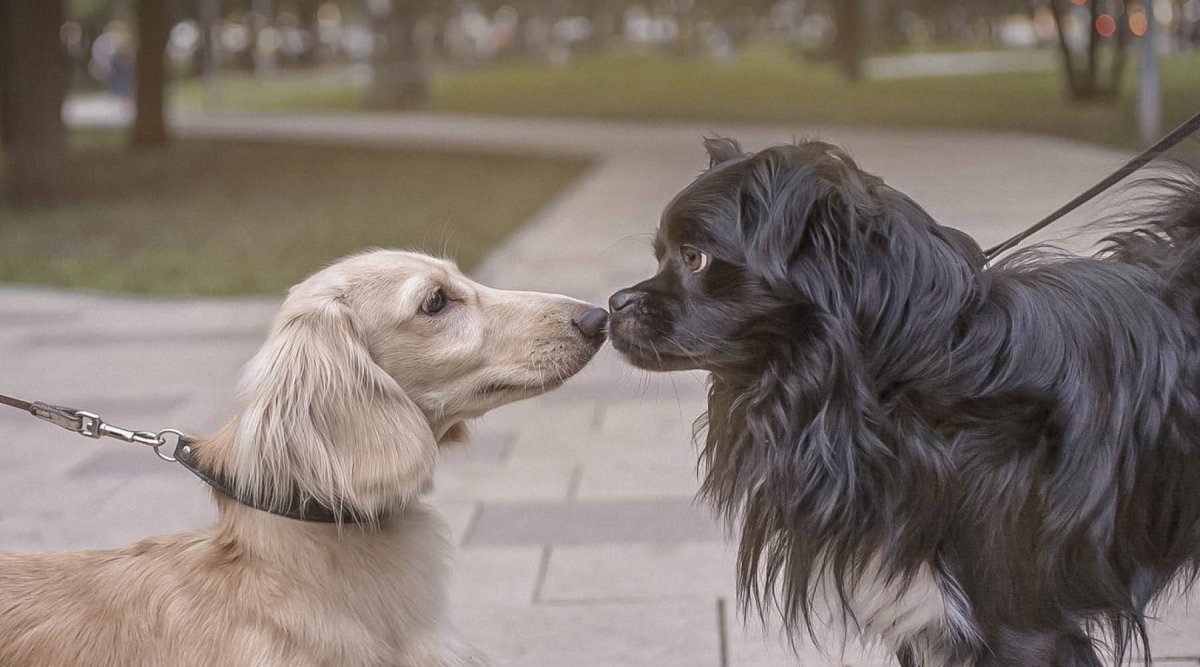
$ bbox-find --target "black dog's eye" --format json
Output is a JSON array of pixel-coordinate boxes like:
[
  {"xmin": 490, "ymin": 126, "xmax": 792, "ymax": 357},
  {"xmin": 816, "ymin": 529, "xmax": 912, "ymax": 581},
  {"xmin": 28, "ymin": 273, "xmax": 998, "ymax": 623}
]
[
  {"xmin": 680, "ymin": 245, "xmax": 710, "ymax": 273},
  {"xmin": 421, "ymin": 288, "xmax": 447, "ymax": 315}
]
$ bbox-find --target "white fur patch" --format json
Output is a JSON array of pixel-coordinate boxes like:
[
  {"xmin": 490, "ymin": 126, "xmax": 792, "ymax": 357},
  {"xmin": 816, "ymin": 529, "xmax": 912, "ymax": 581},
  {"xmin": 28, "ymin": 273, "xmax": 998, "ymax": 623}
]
[{"xmin": 808, "ymin": 557, "xmax": 979, "ymax": 665}]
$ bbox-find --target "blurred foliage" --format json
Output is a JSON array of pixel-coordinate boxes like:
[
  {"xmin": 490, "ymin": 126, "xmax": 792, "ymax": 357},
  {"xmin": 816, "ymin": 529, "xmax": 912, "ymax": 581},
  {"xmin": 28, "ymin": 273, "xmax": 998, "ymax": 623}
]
[
  {"xmin": 0, "ymin": 134, "xmax": 589, "ymax": 294},
  {"xmin": 68, "ymin": 0, "xmax": 121, "ymax": 21}
]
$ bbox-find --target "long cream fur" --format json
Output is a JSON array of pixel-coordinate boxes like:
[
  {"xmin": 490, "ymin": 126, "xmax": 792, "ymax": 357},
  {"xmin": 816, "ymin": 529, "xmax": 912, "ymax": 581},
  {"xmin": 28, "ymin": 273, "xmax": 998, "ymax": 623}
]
[{"xmin": 0, "ymin": 250, "xmax": 604, "ymax": 667}]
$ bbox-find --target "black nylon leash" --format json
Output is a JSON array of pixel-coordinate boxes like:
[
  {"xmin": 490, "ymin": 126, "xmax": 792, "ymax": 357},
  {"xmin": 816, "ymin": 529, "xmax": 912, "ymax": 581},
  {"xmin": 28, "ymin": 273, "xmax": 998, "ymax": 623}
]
[
  {"xmin": 0, "ymin": 392, "xmax": 367, "ymax": 524},
  {"xmin": 984, "ymin": 111, "xmax": 1200, "ymax": 261}
]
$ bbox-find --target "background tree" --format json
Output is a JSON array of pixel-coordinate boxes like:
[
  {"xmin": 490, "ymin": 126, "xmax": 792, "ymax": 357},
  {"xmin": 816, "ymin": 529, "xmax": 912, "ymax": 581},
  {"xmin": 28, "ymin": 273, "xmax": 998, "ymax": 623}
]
[
  {"xmin": 0, "ymin": 0, "xmax": 71, "ymax": 203},
  {"xmin": 1048, "ymin": 0, "xmax": 1130, "ymax": 99},
  {"xmin": 293, "ymin": 0, "xmax": 322, "ymax": 67},
  {"xmin": 132, "ymin": 0, "xmax": 171, "ymax": 146},
  {"xmin": 363, "ymin": 0, "xmax": 437, "ymax": 109},
  {"xmin": 833, "ymin": 0, "xmax": 867, "ymax": 80}
]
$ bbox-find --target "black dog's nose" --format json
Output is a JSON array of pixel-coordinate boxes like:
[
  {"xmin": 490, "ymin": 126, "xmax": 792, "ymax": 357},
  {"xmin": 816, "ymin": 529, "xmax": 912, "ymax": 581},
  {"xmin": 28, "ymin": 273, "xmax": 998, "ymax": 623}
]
[
  {"xmin": 609, "ymin": 290, "xmax": 640, "ymax": 312},
  {"xmin": 572, "ymin": 307, "xmax": 609, "ymax": 338}
]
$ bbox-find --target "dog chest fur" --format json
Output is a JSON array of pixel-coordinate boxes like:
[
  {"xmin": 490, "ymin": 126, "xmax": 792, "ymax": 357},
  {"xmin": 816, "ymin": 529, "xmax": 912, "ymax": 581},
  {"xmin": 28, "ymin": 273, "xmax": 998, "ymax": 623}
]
[{"xmin": 804, "ymin": 556, "xmax": 978, "ymax": 666}]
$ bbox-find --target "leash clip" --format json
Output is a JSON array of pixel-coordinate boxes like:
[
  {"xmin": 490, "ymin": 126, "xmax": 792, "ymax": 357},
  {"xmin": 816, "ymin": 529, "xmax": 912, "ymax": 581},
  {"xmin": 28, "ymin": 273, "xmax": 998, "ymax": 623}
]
[
  {"xmin": 75, "ymin": 410, "xmax": 166, "ymax": 448},
  {"xmin": 30, "ymin": 402, "xmax": 166, "ymax": 449},
  {"xmin": 74, "ymin": 410, "xmax": 104, "ymax": 438},
  {"xmin": 30, "ymin": 402, "xmax": 91, "ymax": 433}
]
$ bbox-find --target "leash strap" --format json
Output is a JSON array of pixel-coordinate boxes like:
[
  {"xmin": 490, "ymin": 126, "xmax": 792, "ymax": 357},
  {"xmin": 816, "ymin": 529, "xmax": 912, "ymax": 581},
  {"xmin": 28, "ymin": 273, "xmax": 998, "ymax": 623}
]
[
  {"xmin": 0, "ymin": 393, "xmax": 34, "ymax": 412},
  {"xmin": 1, "ymin": 391, "xmax": 371, "ymax": 524},
  {"xmin": 984, "ymin": 111, "xmax": 1200, "ymax": 261}
]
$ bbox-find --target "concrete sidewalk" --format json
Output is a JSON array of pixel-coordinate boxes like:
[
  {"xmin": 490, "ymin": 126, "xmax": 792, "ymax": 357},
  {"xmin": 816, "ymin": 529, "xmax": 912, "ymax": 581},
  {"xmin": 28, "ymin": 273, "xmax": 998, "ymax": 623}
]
[{"xmin": 5, "ymin": 111, "xmax": 1199, "ymax": 665}]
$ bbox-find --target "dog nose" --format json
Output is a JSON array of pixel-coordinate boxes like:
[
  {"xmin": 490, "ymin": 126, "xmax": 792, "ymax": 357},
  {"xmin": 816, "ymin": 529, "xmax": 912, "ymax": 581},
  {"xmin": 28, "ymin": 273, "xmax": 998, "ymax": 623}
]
[
  {"xmin": 609, "ymin": 290, "xmax": 640, "ymax": 312},
  {"xmin": 572, "ymin": 307, "xmax": 609, "ymax": 338}
]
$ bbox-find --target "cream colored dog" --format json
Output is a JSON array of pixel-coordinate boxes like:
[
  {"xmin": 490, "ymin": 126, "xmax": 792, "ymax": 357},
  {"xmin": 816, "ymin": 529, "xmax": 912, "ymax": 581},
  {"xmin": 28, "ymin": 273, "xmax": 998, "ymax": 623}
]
[{"xmin": 0, "ymin": 250, "xmax": 608, "ymax": 667}]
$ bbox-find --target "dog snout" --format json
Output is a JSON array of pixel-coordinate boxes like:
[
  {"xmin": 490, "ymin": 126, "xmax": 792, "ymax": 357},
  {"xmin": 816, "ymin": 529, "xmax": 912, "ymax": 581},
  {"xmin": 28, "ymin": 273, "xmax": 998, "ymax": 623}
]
[
  {"xmin": 609, "ymin": 289, "xmax": 641, "ymax": 312},
  {"xmin": 572, "ymin": 306, "xmax": 609, "ymax": 339}
]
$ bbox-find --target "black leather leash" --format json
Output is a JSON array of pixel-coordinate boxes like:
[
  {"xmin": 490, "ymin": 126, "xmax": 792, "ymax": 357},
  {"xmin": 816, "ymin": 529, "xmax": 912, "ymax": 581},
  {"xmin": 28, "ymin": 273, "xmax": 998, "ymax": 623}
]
[
  {"xmin": 0, "ymin": 392, "xmax": 366, "ymax": 524},
  {"xmin": 984, "ymin": 111, "xmax": 1200, "ymax": 261}
]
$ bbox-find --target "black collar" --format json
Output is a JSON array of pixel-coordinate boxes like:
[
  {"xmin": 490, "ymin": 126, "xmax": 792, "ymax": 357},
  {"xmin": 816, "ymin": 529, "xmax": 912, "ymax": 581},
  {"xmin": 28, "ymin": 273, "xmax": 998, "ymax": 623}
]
[{"xmin": 173, "ymin": 439, "xmax": 381, "ymax": 524}]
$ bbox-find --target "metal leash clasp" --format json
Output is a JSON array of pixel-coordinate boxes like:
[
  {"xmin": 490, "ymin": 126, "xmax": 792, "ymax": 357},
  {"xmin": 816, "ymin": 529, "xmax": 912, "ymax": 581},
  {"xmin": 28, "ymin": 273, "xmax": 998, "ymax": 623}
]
[
  {"xmin": 30, "ymin": 402, "xmax": 184, "ymax": 462},
  {"xmin": 28, "ymin": 402, "xmax": 86, "ymax": 432}
]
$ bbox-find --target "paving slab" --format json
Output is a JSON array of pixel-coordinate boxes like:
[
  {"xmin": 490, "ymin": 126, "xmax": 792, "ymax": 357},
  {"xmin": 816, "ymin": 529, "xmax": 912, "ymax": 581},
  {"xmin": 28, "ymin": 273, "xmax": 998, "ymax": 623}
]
[
  {"xmin": 434, "ymin": 498, "xmax": 483, "ymax": 547},
  {"xmin": 451, "ymin": 545, "xmax": 545, "ymax": 607},
  {"xmin": 539, "ymin": 542, "xmax": 735, "ymax": 603},
  {"xmin": 429, "ymin": 460, "xmax": 579, "ymax": 504},
  {"xmin": 454, "ymin": 600, "xmax": 721, "ymax": 667},
  {"xmin": 464, "ymin": 499, "xmax": 723, "ymax": 549},
  {"xmin": 572, "ymin": 447, "xmax": 704, "ymax": 502}
]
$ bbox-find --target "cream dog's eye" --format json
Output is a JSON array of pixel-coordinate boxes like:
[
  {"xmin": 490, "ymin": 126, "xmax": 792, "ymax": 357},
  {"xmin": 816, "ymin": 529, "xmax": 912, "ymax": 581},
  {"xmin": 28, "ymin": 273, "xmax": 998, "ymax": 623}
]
[
  {"xmin": 681, "ymin": 245, "xmax": 710, "ymax": 273},
  {"xmin": 421, "ymin": 288, "xmax": 447, "ymax": 315}
]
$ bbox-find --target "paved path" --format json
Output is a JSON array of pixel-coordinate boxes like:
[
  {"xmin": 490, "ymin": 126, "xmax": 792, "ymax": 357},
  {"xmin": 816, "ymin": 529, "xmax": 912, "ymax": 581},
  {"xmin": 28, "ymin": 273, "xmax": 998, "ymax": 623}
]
[{"xmin": 5, "ymin": 109, "xmax": 1199, "ymax": 665}]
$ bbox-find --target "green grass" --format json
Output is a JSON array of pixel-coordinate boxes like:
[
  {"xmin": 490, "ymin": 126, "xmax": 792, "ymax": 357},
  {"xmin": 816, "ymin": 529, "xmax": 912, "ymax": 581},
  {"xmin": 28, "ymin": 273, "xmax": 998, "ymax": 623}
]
[
  {"xmin": 171, "ymin": 45, "xmax": 1200, "ymax": 149},
  {"xmin": 0, "ymin": 134, "xmax": 589, "ymax": 295},
  {"xmin": 172, "ymin": 67, "xmax": 365, "ymax": 113},
  {"xmin": 428, "ymin": 46, "xmax": 1198, "ymax": 148}
]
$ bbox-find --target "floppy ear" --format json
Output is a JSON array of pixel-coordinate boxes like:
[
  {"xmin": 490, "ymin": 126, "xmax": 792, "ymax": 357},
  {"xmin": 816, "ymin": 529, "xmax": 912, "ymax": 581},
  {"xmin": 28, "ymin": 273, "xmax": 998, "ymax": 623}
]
[
  {"xmin": 230, "ymin": 296, "xmax": 437, "ymax": 520},
  {"xmin": 704, "ymin": 136, "xmax": 744, "ymax": 168},
  {"xmin": 739, "ymin": 143, "xmax": 880, "ymax": 289}
]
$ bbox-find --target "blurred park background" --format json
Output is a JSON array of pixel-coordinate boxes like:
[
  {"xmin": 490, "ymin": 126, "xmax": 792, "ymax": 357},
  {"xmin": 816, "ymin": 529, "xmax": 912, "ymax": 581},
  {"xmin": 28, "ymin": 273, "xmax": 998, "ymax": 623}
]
[{"xmin": 0, "ymin": 0, "xmax": 1197, "ymax": 295}]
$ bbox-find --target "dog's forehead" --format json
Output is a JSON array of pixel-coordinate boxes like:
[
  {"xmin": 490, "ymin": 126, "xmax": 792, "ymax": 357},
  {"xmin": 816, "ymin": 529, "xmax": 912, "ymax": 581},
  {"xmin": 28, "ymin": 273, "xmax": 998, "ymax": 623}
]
[
  {"xmin": 367, "ymin": 250, "xmax": 446, "ymax": 274},
  {"xmin": 291, "ymin": 251, "xmax": 470, "ymax": 309},
  {"xmin": 333, "ymin": 250, "xmax": 460, "ymax": 286},
  {"xmin": 658, "ymin": 185, "xmax": 741, "ymax": 256}
]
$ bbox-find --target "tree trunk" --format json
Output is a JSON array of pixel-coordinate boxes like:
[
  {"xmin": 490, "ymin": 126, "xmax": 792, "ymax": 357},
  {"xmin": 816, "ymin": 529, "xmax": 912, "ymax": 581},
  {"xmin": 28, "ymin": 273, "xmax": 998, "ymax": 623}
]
[
  {"xmin": 364, "ymin": 0, "xmax": 429, "ymax": 109},
  {"xmin": 197, "ymin": 0, "xmax": 222, "ymax": 109},
  {"xmin": 132, "ymin": 0, "xmax": 170, "ymax": 147},
  {"xmin": 1106, "ymin": 5, "xmax": 1129, "ymax": 98},
  {"xmin": 0, "ymin": 0, "xmax": 70, "ymax": 204},
  {"xmin": 585, "ymin": 0, "xmax": 617, "ymax": 54},
  {"xmin": 296, "ymin": 0, "xmax": 320, "ymax": 67},
  {"xmin": 0, "ymin": 2, "xmax": 8, "ymax": 149},
  {"xmin": 1084, "ymin": 0, "xmax": 1099, "ymax": 96},
  {"xmin": 1050, "ymin": 0, "xmax": 1127, "ymax": 101},
  {"xmin": 250, "ymin": 0, "xmax": 276, "ymax": 77},
  {"xmin": 1049, "ymin": 0, "xmax": 1084, "ymax": 98},
  {"xmin": 833, "ymin": 0, "xmax": 867, "ymax": 81}
]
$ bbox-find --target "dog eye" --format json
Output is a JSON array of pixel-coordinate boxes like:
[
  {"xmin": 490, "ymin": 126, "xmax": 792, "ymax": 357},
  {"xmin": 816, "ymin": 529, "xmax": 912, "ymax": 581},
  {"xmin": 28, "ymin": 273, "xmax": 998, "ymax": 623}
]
[
  {"xmin": 421, "ymin": 288, "xmax": 447, "ymax": 315},
  {"xmin": 680, "ymin": 245, "xmax": 710, "ymax": 273}
]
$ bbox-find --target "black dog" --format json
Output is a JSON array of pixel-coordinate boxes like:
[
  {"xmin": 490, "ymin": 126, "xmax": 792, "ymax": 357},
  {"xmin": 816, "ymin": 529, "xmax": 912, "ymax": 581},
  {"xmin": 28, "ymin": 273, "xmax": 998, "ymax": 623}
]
[{"xmin": 608, "ymin": 138, "xmax": 1200, "ymax": 666}]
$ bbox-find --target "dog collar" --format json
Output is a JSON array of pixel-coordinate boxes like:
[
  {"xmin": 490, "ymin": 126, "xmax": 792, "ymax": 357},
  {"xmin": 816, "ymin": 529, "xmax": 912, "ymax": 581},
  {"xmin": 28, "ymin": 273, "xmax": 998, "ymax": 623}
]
[{"xmin": 174, "ymin": 439, "xmax": 382, "ymax": 524}]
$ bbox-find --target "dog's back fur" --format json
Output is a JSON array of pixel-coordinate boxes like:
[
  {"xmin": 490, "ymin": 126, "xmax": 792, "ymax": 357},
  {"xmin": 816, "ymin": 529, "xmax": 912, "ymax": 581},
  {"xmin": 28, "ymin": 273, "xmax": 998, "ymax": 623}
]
[
  {"xmin": 0, "ymin": 494, "xmax": 463, "ymax": 667},
  {"xmin": 943, "ymin": 176, "xmax": 1200, "ymax": 661}
]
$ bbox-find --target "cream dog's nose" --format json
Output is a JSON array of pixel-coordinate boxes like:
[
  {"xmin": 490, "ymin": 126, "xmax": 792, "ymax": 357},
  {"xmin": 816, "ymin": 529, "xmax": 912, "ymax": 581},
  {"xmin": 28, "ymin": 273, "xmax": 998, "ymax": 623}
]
[{"xmin": 572, "ymin": 307, "xmax": 609, "ymax": 338}]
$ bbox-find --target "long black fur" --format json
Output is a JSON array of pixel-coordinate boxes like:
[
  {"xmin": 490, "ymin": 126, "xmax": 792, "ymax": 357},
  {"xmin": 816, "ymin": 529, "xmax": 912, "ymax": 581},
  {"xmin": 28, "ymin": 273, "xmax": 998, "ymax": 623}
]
[{"xmin": 607, "ymin": 138, "xmax": 1200, "ymax": 666}]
